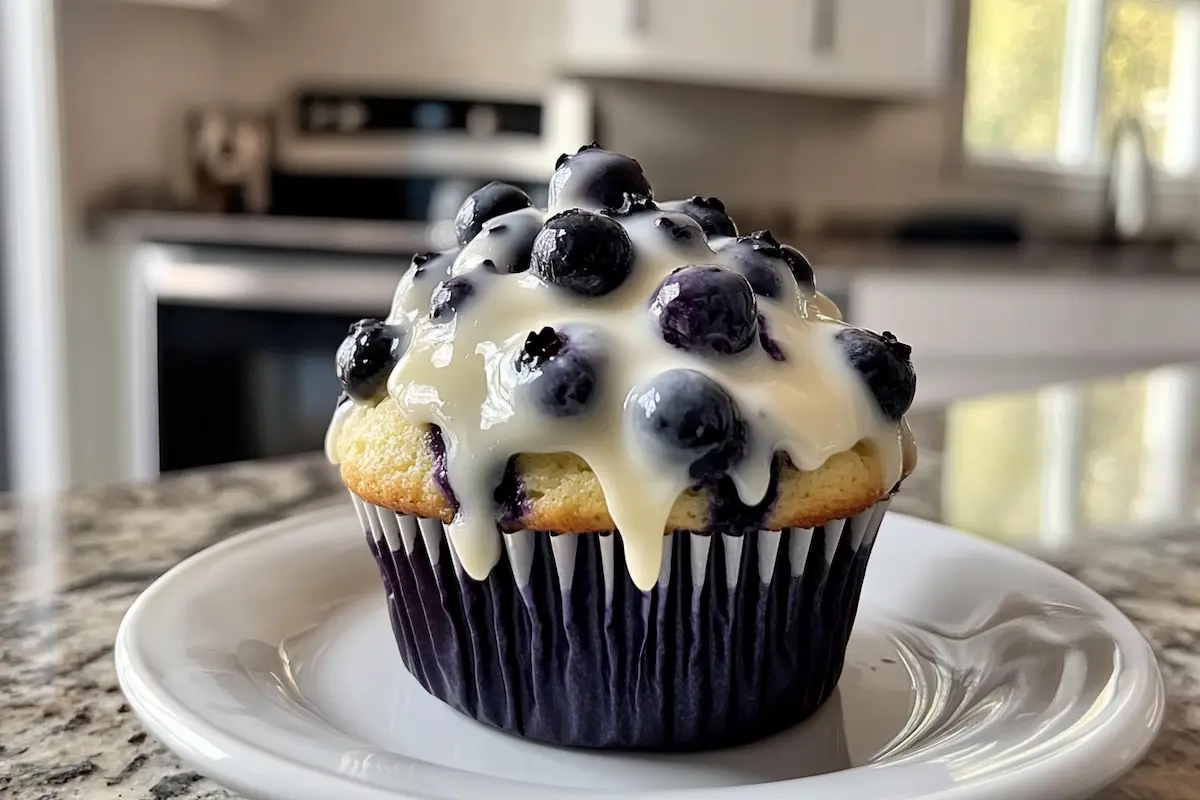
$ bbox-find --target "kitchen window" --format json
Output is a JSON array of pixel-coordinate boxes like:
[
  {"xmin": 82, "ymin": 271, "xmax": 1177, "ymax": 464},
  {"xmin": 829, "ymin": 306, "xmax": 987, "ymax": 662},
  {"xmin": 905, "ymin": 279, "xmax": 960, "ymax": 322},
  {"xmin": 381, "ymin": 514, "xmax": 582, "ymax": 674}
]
[{"xmin": 962, "ymin": 0, "xmax": 1200, "ymax": 176}]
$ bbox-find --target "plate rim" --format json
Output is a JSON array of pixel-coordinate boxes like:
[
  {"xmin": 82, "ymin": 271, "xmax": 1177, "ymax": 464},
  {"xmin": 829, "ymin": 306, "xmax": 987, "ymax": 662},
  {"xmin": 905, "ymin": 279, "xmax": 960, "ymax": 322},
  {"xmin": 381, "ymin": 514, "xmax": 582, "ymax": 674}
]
[{"xmin": 115, "ymin": 504, "xmax": 1165, "ymax": 800}]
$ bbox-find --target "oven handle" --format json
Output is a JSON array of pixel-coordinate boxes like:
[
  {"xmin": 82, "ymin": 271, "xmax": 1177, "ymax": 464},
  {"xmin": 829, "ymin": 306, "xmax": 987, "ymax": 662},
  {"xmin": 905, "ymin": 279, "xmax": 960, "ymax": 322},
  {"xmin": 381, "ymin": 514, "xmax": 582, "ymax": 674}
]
[{"xmin": 142, "ymin": 251, "xmax": 400, "ymax": 316}]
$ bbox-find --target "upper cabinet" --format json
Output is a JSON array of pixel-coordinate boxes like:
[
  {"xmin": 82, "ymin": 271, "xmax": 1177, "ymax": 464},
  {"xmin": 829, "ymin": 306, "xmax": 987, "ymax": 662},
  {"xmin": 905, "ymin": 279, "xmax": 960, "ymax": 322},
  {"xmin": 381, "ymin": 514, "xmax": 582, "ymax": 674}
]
[
  {"xmin": 807, "ymin": 0, "xmax": 951, "ymax": 96},
  {"xmin": 104, "ymin": 0, "xmax": 276, "ymax": 23},
  {"xmin": 560, "ymin": 0, "xmax": 951, "ymax": 99},
  {"xmin": 561, "ymin": 0, "xmax": 807, "ymax": 88}
]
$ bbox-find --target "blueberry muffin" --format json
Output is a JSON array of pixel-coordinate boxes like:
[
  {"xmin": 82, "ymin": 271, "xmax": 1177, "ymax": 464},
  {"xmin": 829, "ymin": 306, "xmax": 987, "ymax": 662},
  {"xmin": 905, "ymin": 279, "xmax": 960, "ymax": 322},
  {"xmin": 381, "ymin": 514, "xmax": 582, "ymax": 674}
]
[{"xmin": 326, "ymin": 145, "xmax": 917, "ymax": 751}]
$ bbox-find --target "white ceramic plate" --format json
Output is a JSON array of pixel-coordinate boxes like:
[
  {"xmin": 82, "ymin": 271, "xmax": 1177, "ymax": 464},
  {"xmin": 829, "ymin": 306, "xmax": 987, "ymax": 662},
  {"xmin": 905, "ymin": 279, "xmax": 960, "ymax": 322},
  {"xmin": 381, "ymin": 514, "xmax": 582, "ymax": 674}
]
[{"xmin": 116, "ymin": 506, "xmax": 1163, "ymax": 800}]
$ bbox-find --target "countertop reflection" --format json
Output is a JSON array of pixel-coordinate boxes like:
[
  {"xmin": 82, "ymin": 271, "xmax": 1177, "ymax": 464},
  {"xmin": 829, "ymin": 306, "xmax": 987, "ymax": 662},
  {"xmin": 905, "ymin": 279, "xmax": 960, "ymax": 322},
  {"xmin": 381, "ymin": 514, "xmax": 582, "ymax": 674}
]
[
  {"xmin": 900, "ymin": 363, "xmax": 1200, "ymax": 551},
  {"xmin": 1, "ymin": 364, "xmax": 1199, "ymax": 799}
]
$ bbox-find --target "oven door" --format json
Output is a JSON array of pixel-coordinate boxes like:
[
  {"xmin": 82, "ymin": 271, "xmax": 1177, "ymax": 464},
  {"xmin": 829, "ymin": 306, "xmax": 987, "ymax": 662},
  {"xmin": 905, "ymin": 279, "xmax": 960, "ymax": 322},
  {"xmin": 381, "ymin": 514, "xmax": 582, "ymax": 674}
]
[{"xmin": 144, "ymin": 246, "xmax": 398, "ymax": 473}]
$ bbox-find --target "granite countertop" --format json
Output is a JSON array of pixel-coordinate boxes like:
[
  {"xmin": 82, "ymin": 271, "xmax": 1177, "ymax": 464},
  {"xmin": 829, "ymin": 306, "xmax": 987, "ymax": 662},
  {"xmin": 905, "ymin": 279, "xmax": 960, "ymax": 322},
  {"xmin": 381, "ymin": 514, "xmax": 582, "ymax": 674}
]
[
  {"xmin": 0, "ymin": 459, "xmax": 345, "ymax": 800},
  {"xmin": 3, "ymin": 371, "xmax": 1200, "ymax": 797}
]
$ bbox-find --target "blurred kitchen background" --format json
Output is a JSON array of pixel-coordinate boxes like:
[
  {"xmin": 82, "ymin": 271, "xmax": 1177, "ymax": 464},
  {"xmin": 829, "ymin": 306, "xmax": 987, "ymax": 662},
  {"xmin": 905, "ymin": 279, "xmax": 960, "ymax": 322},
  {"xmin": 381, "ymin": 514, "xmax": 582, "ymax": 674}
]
[{"xmin": 2, "ymin": 0, "xmax": 1198, "ymax": 551}]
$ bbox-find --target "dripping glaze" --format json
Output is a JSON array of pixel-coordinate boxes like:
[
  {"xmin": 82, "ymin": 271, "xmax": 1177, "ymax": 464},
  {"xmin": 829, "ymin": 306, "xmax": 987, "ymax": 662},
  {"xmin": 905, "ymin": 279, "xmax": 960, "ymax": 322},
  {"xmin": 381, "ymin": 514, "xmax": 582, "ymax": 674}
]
[{"xmin": 328, "ymin": 187, "xmax": 912, "ymax": 592}]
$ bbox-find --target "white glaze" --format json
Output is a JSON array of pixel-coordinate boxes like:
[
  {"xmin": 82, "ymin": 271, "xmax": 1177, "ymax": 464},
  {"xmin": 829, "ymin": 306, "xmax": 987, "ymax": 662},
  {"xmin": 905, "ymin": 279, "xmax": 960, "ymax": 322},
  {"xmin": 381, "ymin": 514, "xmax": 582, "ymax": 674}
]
[
  {"xmin": 324, "ymin": 400, "xmax": 356, "ymax": 463},
  {"xmin": 329, "ymin": 194, "xmax": 910, "ymax": 591}
]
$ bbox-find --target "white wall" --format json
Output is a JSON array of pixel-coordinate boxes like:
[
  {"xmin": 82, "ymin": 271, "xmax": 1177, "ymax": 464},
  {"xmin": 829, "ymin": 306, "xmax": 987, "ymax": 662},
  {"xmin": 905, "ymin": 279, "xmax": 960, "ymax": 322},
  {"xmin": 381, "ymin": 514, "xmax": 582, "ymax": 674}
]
[
  {"xmin": 265, "ymin": 0, "xmax": 560, "ymax": 94},
  {"xmin": 59, "ymin": 0, "xmax": 235, "ymax": 211}
]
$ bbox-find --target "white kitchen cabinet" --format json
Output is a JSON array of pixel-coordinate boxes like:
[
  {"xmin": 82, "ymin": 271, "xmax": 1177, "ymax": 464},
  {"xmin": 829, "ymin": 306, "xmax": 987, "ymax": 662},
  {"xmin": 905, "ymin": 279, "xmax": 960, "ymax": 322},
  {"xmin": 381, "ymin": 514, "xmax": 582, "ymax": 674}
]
[
  {"xmin": 562, "ymin": 0, "xmax": 804, "ymax": 89},
  {"xmin": 103, "ymin": 0, "xmax": 275, "ymax": 24},
  {"xmin": 109, "ymin": 0, "xmax": 228, "ymax": 7},
  {"xmin": 800, "ymin": 0, "xmax": 950, "ymax": 96},
  {"xmin": 850, "ymin": 272, "xmax": 1200, "ymax": 407},
  {"xmin": 560, "ymin": 0, "xmax": 949, "ymax": 98}
]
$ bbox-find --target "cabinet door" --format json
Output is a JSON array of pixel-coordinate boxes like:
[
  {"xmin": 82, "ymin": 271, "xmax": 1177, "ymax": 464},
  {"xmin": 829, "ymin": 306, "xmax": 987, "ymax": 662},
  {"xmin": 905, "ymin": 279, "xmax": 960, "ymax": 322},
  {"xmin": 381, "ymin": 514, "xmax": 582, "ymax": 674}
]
[
  {"xmin": 562, "ymin": 0, "xmax": 805, "ymax": 90},
  {"xmin": 562, "ymin": 0, "xmax": 948, "ymax": 97},
  {"xmin": 642, "ymin": 0, "xmax": 805, "ymax": 80},
  {"xmin": 799, "ymin": 0, "xmax": 949, "ymax": 95},
  {"xmin": 562, "ymin": 0, "xmax": 641, "ymax": 63},
  {"xmin": 852, "ymin": 271, "xmax": 1200, "ymax": 405}
]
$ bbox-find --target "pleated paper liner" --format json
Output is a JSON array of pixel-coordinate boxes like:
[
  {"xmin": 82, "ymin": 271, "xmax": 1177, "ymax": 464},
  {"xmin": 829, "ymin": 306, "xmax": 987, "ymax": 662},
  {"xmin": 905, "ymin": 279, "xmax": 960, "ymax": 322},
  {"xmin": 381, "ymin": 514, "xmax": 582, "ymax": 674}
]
[{"xmin": 352, "ymin": 493, "xmax": 889, "ymax": 751}]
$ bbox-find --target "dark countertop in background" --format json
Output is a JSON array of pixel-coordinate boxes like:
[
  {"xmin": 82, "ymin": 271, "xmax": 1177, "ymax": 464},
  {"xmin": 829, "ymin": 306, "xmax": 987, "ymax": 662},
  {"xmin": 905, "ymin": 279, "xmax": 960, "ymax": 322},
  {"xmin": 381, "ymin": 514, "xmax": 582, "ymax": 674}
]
[
  {"xmin": 2, "ymin": 363, "xmax": 1200, "ymax": 798},
  {"xmin": 98, "ymin": 210, "xmax": 1200, "ymax": 277}
]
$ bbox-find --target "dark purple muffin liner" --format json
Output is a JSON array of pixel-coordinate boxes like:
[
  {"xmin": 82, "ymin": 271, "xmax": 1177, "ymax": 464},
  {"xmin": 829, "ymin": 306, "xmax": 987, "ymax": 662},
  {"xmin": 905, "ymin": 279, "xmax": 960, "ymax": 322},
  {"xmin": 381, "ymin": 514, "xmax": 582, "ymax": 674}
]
[{"xmin": 351, "ymin": 493, "xmax": 889, "ymax": 751}]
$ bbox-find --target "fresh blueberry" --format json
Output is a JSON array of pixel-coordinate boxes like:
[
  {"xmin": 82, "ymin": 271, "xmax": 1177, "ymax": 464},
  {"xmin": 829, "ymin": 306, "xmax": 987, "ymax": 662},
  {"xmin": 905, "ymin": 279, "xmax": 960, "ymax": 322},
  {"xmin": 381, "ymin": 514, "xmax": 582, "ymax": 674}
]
[
  {"xmin": 392, "ymin": 248, "xmax": 459, "ymax": 321},
  {"xmin": 629, "ymin": 369, "xmax": 747, "ymax": 481},
  {"xmin": 600, "ymin": 192, "xmax": 658, "ymax": 217},
  {"xmin": 336, "ymin": 319, "xmax": 406, "ymax": 402},
  {"xmin": 650, "ymin": 265, "xmax": 758, "ymax": 355},
  {"xmin": 470, "ymin": 207, "xmax": 541, "ymax": 274},
  {"xmin": 531, "ymin": 209, "xmax": 635, "ymax": 297},
  {"xmin": 410, "ymin": 251, "xmax": 434, "ymax": 272},
  {"xmin": 714, "ymin": 230, "xmax": 796, "ymax": 300},
  {"xmin": 429, "ymin": 276, "xmax": 475, "ymax": 322},
  {"xmin": 517, "ymin": 326, "xmax": 565, "ymax": 368},
  {"xmin": 757, "ymin": 314, "xmax": 786, "ymax": 362},
  {"xmin": 660, "ymin": 196, "xmax": 737, "ymax": 238},
  {"xmin": 742, "ymin": 262, "xmax": 784, "ymax": 299},
  {"xmin": 408, "ymin": 248, "xmax": 462, "ymax": 285},
  {"xmin": 654, "ymin": 212, "xmax": 708, "ymax": 249},
  {"xmin": 453, "ymin": 182, "xmax": 533, "ymax": 245},
  {"xmin": 515, "ymin": 325, "xmax": 605, "ymax": 418},
  {"xmin": 747, "ymin": 229, "xmax": 780, "ymax": 246},
  {"xmin": 549, "ymin": 143, "xmax": 653, "ymax": 210},
  {"xmin": 834, "ymin": 328, "xmax": 916, "ymax": 421},
  {"xmin": 781, "ymin": 244, "xmax": 816, "ymax": 294}
]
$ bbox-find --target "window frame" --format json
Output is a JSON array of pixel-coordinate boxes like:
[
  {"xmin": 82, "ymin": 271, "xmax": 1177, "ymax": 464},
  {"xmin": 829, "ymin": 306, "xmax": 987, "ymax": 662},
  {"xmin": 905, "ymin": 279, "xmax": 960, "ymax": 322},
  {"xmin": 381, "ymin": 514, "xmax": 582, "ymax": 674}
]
[{"xmin": 947, "ymin": 0, "xmax": 1200, "ymax": 204}]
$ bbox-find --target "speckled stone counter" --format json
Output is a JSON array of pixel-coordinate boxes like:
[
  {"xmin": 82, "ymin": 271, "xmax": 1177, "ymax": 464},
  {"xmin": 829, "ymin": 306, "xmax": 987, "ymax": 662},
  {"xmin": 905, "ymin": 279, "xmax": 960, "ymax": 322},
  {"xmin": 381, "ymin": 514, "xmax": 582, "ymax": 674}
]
[
  {"xmin": 2, "ymin": 395, "xmax": 1200, "ymax": 797},
  {"xmin": 0, "ymin": 458, "xmax": 345, "ymax": 800}
]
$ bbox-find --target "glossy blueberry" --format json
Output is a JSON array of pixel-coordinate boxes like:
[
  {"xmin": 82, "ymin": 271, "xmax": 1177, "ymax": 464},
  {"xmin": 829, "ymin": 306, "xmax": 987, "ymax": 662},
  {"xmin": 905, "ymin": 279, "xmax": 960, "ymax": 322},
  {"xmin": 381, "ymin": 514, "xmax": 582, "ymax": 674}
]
[
  {"xmin": 600, "ymin": 192, "xmax": 657, "ymax": 217},
  {"xmin": 630, "ymin": 369, "xmax": 747, "ymax": 481},
  {"xmin": 453, "ymin": 182, "xmax": 533, "ymax": 245},
  {"xmin": 781, "ymin": 244, "xmax": 816, "ymax": 294},
  {"xmin": 654, "ymin": 212, "xmax": 708, "ymax": 249},
  {"xmin": 515, "ymin": 326, "xmax": 604, "ymax": 418},
  {"xmin": 549, "ymin": 143, "xmax": 653, "ymax": 210},
  {"xmin": 531, "ymin": 209, "xmax": 635, "ymax": 297},
  {"xmin": 834, "ymin": 328, "xmax": 916, "ymax": 421},
  {"xmin": 336, "ymin": 318, "xmax": 406, "ymax": 402},
  {"xmin": 408, "ymin": 248, "xmax": 460, "ymax": 282},
  {"xmin": 408, "ymin": 251, "xmax": 438, "ymax": 280},
  {"xmin": 715, "ymin": 230, "xmax": 797, "ymax": 300},
  {"xmin": 518, "ymin": 326, "xmax": 565, "ymax": 369},
  {"xmin": 660, "ymin": 196, "xmax": 737, "ymax": 238},
  {"xmin": 650, "ymin": 265, "xmax": 758, "ymax": 355},
  {"xmin": 472, "ymin": 208, "xmax": 542, "ymax": 274},
  {"xmin": 392, "ymin": 248, "xmax": 460, "ymax": 322},
  {"xmin": 429, "ymin": 276, "xmax": 475, "ymax": 322}
]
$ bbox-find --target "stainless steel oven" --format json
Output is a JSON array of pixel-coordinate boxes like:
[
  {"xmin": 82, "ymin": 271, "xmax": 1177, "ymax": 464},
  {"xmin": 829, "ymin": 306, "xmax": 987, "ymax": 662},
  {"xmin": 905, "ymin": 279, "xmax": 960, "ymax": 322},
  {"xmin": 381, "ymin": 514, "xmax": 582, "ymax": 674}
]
[
  {"xmin": 132, "ymin": 245, "xmax": 397, "ymax": 474},
  {"xmin": 124, "ymin": 84, "xmax": 594, "ymax": 475}
]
